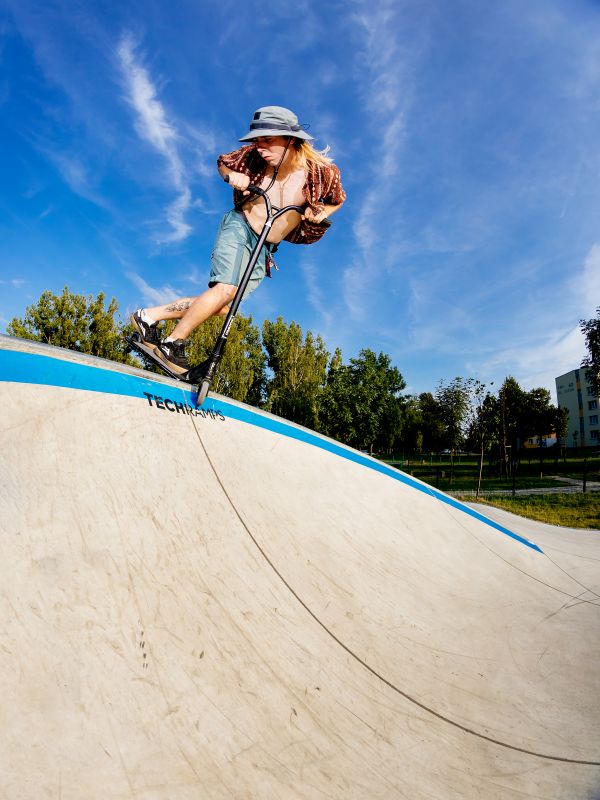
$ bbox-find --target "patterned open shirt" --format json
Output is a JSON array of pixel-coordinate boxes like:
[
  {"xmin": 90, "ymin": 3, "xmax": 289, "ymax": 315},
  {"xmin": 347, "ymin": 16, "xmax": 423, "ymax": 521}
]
[{"xmin": 217, "ymin": 145, "xmax": 346, "ymax": 245}]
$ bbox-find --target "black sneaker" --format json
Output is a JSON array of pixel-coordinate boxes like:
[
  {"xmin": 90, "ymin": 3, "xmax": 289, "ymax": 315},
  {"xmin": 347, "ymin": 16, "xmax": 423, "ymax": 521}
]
[
  {"xmin": 154, "ymin": 339, "xmax": 190, "ymax": 375},
  {"xmin": 131, "ymin": 310, "xmax": 161, "ymax": 349}
]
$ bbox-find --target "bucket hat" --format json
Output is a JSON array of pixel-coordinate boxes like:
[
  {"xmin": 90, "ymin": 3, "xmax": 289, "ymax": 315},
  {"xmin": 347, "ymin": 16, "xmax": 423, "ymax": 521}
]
[{"xmin": 239, "ymin": 106, "xmax": 314, "ymax": 141}]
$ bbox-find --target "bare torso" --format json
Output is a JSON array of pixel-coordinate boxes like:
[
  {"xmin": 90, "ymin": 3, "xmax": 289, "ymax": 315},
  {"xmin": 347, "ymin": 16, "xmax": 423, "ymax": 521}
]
[{"xmin": 242, "ymin": 168, "xmax": 307, "ymax": 243}]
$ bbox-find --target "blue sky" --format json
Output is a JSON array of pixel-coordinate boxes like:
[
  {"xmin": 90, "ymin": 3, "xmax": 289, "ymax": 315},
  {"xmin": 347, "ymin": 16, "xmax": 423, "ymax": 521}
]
[{"xmin": 1, "ymin": 0, "xmax": 599, "ymax": 400}]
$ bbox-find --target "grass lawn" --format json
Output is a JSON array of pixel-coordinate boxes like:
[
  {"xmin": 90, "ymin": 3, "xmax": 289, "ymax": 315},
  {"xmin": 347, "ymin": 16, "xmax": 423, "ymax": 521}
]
[{"xmin": 476, "ymin": 493, "xmax": 600, "ymax": 530}]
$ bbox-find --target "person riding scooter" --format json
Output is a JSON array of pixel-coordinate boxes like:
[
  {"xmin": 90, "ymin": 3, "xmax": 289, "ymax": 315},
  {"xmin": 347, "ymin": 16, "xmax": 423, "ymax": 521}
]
[{"xmin": 130, "ymin": 105, "xmax": 346, "ymax": 375}]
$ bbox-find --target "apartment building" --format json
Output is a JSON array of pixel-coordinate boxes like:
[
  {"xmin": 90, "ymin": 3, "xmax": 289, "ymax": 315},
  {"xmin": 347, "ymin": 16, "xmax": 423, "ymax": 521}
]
[{"xmin": 555, "ymin": 368, "xmax": 599, "ymax": 447}]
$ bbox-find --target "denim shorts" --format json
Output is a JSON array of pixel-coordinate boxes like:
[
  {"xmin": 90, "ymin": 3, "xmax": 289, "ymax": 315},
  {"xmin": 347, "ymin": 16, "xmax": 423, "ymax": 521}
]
[{"xmin": 209, "ymin": 210, "xmax": 273, "ymax": 297}]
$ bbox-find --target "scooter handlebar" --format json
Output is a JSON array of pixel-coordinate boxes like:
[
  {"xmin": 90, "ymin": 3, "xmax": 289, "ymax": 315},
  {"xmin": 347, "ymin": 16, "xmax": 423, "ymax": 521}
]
[
  {"xmin": 223, "ymin": 174, "xmax": 263, "ymax": 196},
  {"xmin": 223, "ymin": 174, "xmax": 305, "ymax": 215}
]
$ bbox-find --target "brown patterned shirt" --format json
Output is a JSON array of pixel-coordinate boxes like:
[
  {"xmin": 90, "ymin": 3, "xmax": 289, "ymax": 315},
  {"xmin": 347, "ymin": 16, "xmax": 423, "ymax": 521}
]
[{"xmin": 217, "ymin": 145, "xmax": 346, "ymax": 245}]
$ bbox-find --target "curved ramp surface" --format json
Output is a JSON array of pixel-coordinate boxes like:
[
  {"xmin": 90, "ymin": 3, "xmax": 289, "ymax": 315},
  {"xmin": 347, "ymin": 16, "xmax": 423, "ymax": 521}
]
[{"xmin": 1, "ymin": 334, "xmax": 599, "ymax": 800}]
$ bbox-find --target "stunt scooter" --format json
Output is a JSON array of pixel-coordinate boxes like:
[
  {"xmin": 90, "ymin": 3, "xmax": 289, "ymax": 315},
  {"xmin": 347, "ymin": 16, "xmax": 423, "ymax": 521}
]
[{"xmin": 126, "ymin": 179, "xmax": 306, "ymax": 406}]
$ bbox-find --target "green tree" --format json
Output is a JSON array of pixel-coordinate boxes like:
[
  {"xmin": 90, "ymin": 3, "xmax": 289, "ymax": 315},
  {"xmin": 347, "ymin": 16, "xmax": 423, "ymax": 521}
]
[
  {"xmin": 262, "ymin": 317, "xmax": 330, "ymax": 428},
  {"xmin": 465, "ymin": 384, "xmax": 498, "ymax": 451},
  {"xmin": 320, "ymin": 349, "xmax": 406, "ymax": 452},
  {"xmin": 521, "ymin": 388, "xmax": 555, "ymax": 445},
  {"xmin": 498, "ymin": 376, "xmax": 526, "ymax": 476},
  {"xmin": 435, "ymin": 377, "xmax": 474, "ymax": 452},
  {"xmin": 554, "ymin": 405, "xmax": 569, "ymax": 461},
  {"xmin": 464, "ymin": 381, "xmax": 498, "ymax": 497},
  {"xmin": 373, "ymin": 374, "xmax": 408, "ymax": 454},
  {"xmin": 7, "ymin": 286, "xmax": 130, "ymax": 363},
  {"xmin": 497, "ymin": 377, "xmax": 562, "ymax": 475},
  {"xmin": 395, "ymin": 396, "xmax": 420, "ymax": 453},
  {"xmin": 580, "ymin": 307, "xmax": 600, "ymax": 394},
  {"xmin": 416, "ymin": 392, "xmax": 445, "ymax": 453}
]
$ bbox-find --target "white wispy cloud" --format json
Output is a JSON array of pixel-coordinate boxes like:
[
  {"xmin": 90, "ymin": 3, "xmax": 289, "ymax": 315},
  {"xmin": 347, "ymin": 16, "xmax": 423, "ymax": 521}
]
[
  {"xmin": 36, "ymin": 205, "xmax": 55, "ymax": 220},
  {"xmin": 44, "ymin": 149, "xmax": 111, "ymax": 209},
  {"xmin": 342, "ymin": 184, "xmax": 380, "ymax": 320},
  {"xmin": 342, "ymin": 2, "xmax": 417, "ymax": 321},
  {"xmin": 182, "ymin": 122, "xmax": 218, "ymax": 179},
  {"xmin": 461, "ymin": 242, "xmax": 599, "ymax": 395},
  {"xmin": 299, "ymin": 255, "xmax": 333, "ymax": 331},
  {"xmin": 410, "ymin": 261, "xmax": 593, "ymax": 395},
  {"xmin": 258, "ymin": 2, "xmax": 320, "ymax": 53},
  {"xmin": 578, "ymin": 243, "xmax": 600, "ymax": 316},
  {"xmin": 0, "ymin": 279, "xmax": 26, "ymax": 288},
  {"xmin": 338, "ymin": 0, "xmax": 600, "ymax": 403},
  {"xmin": 126, "ymin": 271, "xmax": 178, "ymax": 306},
  {"xmin": 165, "ymin": 188, "xmax": 192, "ymax": 243},
  {"xmin": 117, "ymin": 34, "xmax": 192, "ymax": 244},
  {"xmin": 475, "ymin": 324, "xmax": 586, "ymax": 399},
  {"xmin": 184, "ymin": 266, "xmax": 206, "ymax": 286}
]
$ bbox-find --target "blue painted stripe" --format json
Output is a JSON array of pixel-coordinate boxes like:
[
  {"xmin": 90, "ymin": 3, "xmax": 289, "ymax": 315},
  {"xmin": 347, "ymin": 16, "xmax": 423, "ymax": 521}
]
[{"xmin": 0, "ymin": 347, "xmax": 542, "ymax": 552}]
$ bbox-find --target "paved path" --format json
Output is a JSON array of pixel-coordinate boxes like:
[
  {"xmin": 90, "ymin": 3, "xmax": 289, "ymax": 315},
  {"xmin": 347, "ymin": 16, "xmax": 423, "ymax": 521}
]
[{"xmin": 451, "ymin": 475, "xmax": 600, "ymax": 497}]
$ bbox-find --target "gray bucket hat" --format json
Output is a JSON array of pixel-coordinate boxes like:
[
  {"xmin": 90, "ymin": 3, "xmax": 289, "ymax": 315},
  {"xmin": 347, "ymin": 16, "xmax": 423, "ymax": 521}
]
[{"xmin": 239, "ymin": 106, "xmax": 314, "ymax": 141}]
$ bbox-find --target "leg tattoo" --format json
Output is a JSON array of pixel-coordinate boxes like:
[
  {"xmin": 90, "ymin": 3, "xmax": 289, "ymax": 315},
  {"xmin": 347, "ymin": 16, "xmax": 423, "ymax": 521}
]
[{"xmin": 165, "ymin": 300, "xmax": 194, "ymax": 313}]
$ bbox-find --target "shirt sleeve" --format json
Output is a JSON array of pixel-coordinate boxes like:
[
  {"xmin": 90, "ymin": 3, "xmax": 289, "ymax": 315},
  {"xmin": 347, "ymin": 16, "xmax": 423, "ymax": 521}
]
[
  {"xmin": 217, "ymin": 145, "xmax": 259, "ymax": 175},
  {"xmin": 321, "ymin": 164, "xmax": 346, "ymax": 206},
  {"xmin": 303, "ymin": 162, "xmax": 346, "ymax": 211}
]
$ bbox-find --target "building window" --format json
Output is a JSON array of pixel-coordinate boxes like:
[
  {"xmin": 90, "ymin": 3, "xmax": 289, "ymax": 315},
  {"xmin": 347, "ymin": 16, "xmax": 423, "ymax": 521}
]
[
  {"xmin": 590, "ymin": 430, "xmax": 599, "ymax": 441},
  {"xmin": 590, "ymin": 415, "xmax": 599, "ymax": 425},
  {"xmin": 589, "ymin": 400, "xmax": 598, "ymax": 410}
]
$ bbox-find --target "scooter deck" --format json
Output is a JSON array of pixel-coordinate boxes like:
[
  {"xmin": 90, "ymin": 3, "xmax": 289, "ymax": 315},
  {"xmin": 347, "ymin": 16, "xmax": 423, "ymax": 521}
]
[{"xmin": 126, "ymin": 335, "xmax": 192, "ymax": 383}]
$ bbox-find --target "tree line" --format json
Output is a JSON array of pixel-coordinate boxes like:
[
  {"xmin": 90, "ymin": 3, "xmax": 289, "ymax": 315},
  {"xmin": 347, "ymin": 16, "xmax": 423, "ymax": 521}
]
[{"xmin": 8, "ymin": 287, "xmax": 598, "ymax": 459}]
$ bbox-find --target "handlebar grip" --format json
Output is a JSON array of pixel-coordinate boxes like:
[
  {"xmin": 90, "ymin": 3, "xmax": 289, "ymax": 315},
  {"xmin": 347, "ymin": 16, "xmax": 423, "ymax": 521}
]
[{"xmin": 223, "ymin": 174, "xmax": 264, "ymax": 196}]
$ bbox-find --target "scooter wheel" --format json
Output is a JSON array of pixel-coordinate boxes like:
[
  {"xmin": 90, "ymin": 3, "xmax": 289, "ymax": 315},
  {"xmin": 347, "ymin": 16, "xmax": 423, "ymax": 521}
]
[{"xmin": 196, "ymin": 380, "xmax": 211, "ymax": 407}]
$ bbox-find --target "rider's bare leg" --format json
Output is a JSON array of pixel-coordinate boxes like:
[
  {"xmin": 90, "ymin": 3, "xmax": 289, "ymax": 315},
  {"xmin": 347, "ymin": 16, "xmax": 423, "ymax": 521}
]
[
  {"xmin": 145, "ymin": 298, "xmax": 198, "ymax": 321},
  {"xmin": 146, "ymin": 284, "xmax": 237, "ymax": 340}
]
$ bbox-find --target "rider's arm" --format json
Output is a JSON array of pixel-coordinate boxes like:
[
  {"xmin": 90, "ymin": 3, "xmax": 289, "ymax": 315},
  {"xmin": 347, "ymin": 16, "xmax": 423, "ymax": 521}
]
[
  {"xmin": 304, "ymin": 201, "xmax": 344, "ymax": 223},
  {"xmin": 218, "ymin": 163, "xmax": 250, "ymax": 191},
  {"xmin": 324, "ymin": 202, "xmax": 343, "ymax": 216}
]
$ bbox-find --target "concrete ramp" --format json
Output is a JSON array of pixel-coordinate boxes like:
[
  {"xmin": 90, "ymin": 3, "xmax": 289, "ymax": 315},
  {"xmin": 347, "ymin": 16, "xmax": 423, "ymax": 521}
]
[{"xmin": 1, "ymin": 334, "xmax": 599, "ymax": 799}]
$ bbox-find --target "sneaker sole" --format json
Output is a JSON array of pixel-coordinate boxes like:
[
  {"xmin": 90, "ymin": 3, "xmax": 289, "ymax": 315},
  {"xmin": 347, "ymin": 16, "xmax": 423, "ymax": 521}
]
[{"xmin": 153, "ymin": 349, "xmax": 189, "ymax": 376}]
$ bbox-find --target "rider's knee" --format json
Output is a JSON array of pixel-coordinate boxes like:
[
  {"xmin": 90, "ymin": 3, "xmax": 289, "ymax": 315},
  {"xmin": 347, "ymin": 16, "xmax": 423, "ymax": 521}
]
[{"xmin": 213, "ymin": 282, "xmax": 238, "ymax": 302}]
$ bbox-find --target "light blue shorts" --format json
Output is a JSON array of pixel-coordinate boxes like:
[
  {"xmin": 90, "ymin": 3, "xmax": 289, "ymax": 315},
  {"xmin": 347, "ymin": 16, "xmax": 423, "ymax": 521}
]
[{"xmin": 209, "ymin": 210, "xmax": 274, "ymax": 297}]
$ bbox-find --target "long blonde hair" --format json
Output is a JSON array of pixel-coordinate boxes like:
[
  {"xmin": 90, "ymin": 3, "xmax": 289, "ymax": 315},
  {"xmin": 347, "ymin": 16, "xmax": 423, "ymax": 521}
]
[{"xmin": 289, "ymin": 139, "xmax": 333, "ymax": 170}]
